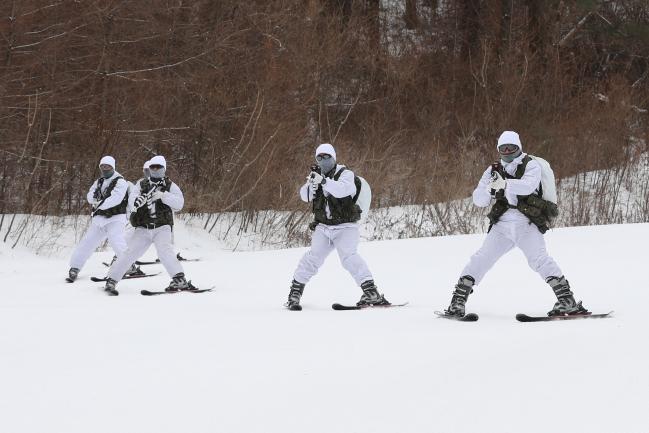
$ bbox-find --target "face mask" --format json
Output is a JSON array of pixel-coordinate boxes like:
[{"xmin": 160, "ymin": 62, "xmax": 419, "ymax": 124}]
[
  {"xmin": 149, "ymin": 167, "xmax": 166, "ymax": 179},
  {"xmin": 143, "ymin": 168, "xmax": 151, "ymax": 178},
  {"xmin": 316, "ymin": 154, "xmax": 336, "ymax": 174},
  {"xmin": 101, "ymin": 169, "xmax": 114, "ymax": 179}
]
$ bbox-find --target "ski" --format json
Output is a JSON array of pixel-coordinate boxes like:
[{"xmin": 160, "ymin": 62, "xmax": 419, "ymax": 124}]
[
  {"xmin": 516, "ymin": 311, "xmax": 613, "ymax": 322},
  {"xmin": 140, "ymin": 287, "xmax": 213, "ymax": 296},
  {"xmin": 90, "ymin": 272, "xmax": 161, "ymax": 282},
  {"xmin": 134, "ymin": 260, "xmax": 158, "ymax": 266},
  {"xmin": 135, "ymin": 254, "xmax": 200, "ymax": 266},
  {"xmin": 332, "ymin": 302, "xmax": 408, "ymax": 311},
  {"xmin": 434, "ymin": 311, "xmax": 479, "ymax": 322}
]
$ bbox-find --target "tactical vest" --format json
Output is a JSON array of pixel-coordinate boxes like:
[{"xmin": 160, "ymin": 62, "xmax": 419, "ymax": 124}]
[
  {"xmin": 312, "ymin": 168, "xmax": 362, "ymax": 226},
  {"xmin": 93, "ymin": 176, "xmax": 128, "ymax": 218},
  {"xmin": 129, "ymin": 177, "xmax": 174, "ymax": 228},
  {"xmin": 486, "ymin": 155, "xmax": 559, "ymax": 234}
]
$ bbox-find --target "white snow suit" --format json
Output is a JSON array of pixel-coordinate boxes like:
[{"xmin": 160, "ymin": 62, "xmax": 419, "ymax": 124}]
[
  {"xmin": 460, "ymin": 152, "xmax": 563, "ymax": 284},
  {"xmin": 69, "ymin": 172, "xmax": 129, "ymax": 270},
  {"xmin": 107, "ymin": 178, "xmax": 185, "ymax": 282},
  {"xmin": 293, "ymin": 164, "xmax": 373, "ymax": 286}
]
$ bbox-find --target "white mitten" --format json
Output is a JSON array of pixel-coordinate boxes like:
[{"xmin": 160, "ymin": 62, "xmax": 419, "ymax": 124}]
[
  {"xmin": 309, "ymin": 171, "xmax": 325, "ymax": 187},
  {"xmin": 149, "ymin": 190, "xmax": 164, "ymax": 202},
  {"xmin": 488, "ymin": 171, "xmax": 507, "ymax": 193}
]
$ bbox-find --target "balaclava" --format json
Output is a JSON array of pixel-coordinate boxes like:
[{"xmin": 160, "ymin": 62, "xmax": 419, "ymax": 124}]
[
  {"xmin": 99, "ymin": 156, "xmax": 116, "ymax": 179},
  {"xmin": 148, "ymin": 155, "xmax": 167, "ymax": 180},
  {"xmin": 314, "ymin": 143, "xmax": 337, "ymax": 175}
]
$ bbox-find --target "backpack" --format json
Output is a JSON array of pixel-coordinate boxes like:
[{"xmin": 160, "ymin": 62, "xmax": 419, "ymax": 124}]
[
  {"xmin": 352, "ymin": 175, "xmax": 372, "ymax": 222},
  {"xmin": 529, "ymin": 155, "xmax": 557, "ymax": 204}
]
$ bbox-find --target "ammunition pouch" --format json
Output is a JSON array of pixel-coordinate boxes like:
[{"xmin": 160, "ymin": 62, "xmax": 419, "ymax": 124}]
[{"xmin": 517, "ymin": 194, "xmax": 559, "ymax": 234}]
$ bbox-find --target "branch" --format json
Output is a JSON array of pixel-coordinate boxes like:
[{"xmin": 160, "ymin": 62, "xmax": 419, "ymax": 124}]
[
  {"xmin": 332, "ymin": 88, "xmax": 362, "ymax": 145},
  {"xmin": 219, "ymin": 126, "xmax": 281, "ymax": 212},
  {"xmin": 109, "ymin": 127, "xmax": 192, "ymax": 133},
  {"xmin": 11, "ymin": 24, "xmax": 88, "ymax": 49},
  {"xmin": 558, "ymin": 12, "xmax": 593, "ymax": 47},
  {"xmin": 103, "ymin": 50, "xmax": 210, "ymax": 76},
  {"xmin": 0, "ymin": 149, "xmax": 66, "ymax": 163}
]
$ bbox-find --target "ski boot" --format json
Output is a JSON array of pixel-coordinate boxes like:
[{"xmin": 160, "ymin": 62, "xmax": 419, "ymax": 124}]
[
  {"xmin": 284, "ymin": 280, "xmax": 305, "ymax": 311},
  {"xmin": 444, "ymin": 275, "xmax": 474, "ymax": 317},
  {"xmin": 546, "ymin": 276, "xmax": 589, "ymax": 316},
  {"xmin": 165, "ymin": 273, "xmax": 195, "ymax": 292},
  {"xmin": 67, "ymin": 267, "xmax": 80, "ymax": 283},
  {"xmin": 357, "ymin": 280, "xmax": 390, "ymax": 307},
  {"xmin": 124, "ymin": 264, "xmax": 145, "ymax": 278},
  {"xmin": 104, "ymin": 278, "xmax": 119, "ymax": 296}
]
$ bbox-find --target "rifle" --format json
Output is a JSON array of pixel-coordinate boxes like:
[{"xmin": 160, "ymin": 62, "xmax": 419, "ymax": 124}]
[{"xmin": 490, "ymin": 161, "xmax": 506, "ymax": 198}]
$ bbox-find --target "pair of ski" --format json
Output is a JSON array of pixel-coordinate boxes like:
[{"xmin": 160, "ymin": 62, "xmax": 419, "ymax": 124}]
[
  {"xmin": 332, "ymin": 302, "xmax": 408, "ymax": 310},
  {"xmin": 90, "ymin": 273, "xmax": 161, "ymax": 283},
  {"xmin": 103, "ymin": 286, "xmax": 214, "ymax": 296},
  {"xmin": 101, "ymin": 254, "xmax": 199, "ymax": 268},
  {"xmin": 434, "ymin": 310, "xmax": 614, "ymax": 322},
  {"xmin": 289, "ymin": 302, "xmax": 408, "ymax": 311},
  {"xmin": 141, "ymin": 287, "xmax": 213, "ymax": 296}
]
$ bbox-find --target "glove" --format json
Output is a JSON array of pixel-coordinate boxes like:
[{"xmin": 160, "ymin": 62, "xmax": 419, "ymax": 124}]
[
  {"xmin": 309, "ymin": 171, "xmax": 326, "ymax": 187},
  {"xmin": 134, "ymin": 194, "xmax": 148, "ymax": 209},
  {"xmin": 488, "ymin": 171, "xmax": 507, "ymax": 195},
  {"xmin": 149, "ymin": 190, "xmax": 164, "ymax": 202}
]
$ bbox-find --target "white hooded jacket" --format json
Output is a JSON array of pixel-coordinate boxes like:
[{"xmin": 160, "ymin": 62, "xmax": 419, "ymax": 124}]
[
  {"xmin": 86, "ymin": 171, "xmax": 129, "ymax": 226},
  {"xmin": 129, "ymin": 155, "xmax": 184, "ymax": 217},
  {"xmin": 300, "ymin": 164, "xmax": 358, "ymax": 227},
  {"xmin": 472, "ymin": 140, "xmax": 542, "ymax": 223}
]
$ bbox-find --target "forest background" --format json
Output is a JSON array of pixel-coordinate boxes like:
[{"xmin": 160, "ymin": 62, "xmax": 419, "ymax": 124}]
[{"xmin": 0, "ymin": 0, "xmax": 647, "ymax": 247}]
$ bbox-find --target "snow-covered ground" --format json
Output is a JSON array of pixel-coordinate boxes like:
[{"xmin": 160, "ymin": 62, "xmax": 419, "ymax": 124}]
[{"xmin": 1, "ymin": 221, "xmax": 647, "ymax": 433}]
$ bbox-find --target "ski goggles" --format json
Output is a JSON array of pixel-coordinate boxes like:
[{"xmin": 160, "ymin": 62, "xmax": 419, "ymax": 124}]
[
  {"xmin": 149, "ymin": 164, "xmax": 164, "ymax": 170},
  {"xmin": 315, "ymin": 154, "xmax": 332, "ymax": 162},
  {"xmin": 498, "ymin": 143, "xmax": 520, "ymax": 155}
]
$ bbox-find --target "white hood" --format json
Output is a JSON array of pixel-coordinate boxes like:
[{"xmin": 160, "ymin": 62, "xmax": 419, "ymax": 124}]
[
  {"xmin": 315, "ymin": 143, "xmax": 336, "ymax": 160},
  {"xmin": 99, "ymin": 155, "xmax": 116, "ymax": 169},
  {"xmin": 497, "ymin": 131, "xmax": 523, "ymax": 151},
  {"xmin": 148, "ymin": 155, "xmax": 167, "ymax": 168}
]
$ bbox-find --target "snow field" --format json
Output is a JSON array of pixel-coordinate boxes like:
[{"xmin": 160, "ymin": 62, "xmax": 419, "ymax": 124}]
[{"xmin": 0, "ymin": 222, "xmax": 647, "ymax": 433}]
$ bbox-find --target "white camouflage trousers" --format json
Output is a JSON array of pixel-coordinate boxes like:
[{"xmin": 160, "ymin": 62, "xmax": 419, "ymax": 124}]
[
  {"xmin": 108, "ymin": 225, "xmax": 183, "ymax": 283},
  {"xmin": 461, "ymin": 220, "xmax": 562, "ymax": 284},
  {"xmin": 293, "ymin": 224, "xmax": 373, "ymax": 286},
  {"xmin": 69, "ymin": 220, "xmax": 127, "ymax": 270}
]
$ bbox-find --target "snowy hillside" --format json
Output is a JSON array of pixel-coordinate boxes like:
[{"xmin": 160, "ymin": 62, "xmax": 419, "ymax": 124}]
[{"xmin": 1, "ymin": 222, "xmax": 648, "ymax": 433}]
